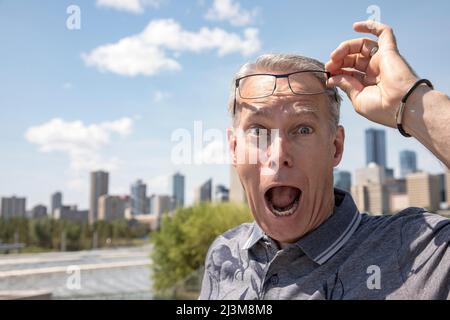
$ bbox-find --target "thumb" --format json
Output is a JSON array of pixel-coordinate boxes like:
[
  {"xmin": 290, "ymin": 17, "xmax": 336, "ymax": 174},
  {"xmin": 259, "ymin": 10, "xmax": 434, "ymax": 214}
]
[{"xmin": 327, "ymin": 74, "xmax": 364, "ymax": 102}]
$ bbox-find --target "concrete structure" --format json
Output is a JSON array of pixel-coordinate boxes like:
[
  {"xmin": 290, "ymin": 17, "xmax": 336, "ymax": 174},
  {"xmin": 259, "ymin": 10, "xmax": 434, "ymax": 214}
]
[
  {"xmin": 54, "ymin": 205, "xmax": 89, "ymax": 223},
  {"xmin": 400, "ymin": 150, "xmax": 418, "ymax": 178},
  {"xmin": 195, "ymin": 178, "xmax": 212, "ymax": 203},
  {"xmin": 130, "ymin": 179, "xmax": 147, "ymax": 216},
  {"xmin": 333, "ymin": 169, "xmax": 351, "ymax": 192},
  {"xmin": 229, "ymin": 166, "xmax": 247, "ymax": 203},
  {"xmin": 172, "ymin": 172, "xmax": 185, "ymax": 209},
  {"xmin": 98, "ymin": 195, "xmax": 126, "ymax": 221},
  {"xmin": 406, "ymin": 172, "xmax": 440, "ymax": 212},
  {"xmin": 355, "ymin": 163, "xmax": 386, "ymax": 186},
  {"xmin": 31, "ymin": 204, "xmax": 47, "ymax": 219},
  {"xmin": 51, "ymin": 192, "xmax": 62, "ymax": 217},
  {"xmin": 365, "ymin": 128, "xmax": 386, "ymax": 167},
  {"xmin": 389, "ymin": 193, "xmax": 409, "ymax": 213},
  {"xmin": 151, "ymin": 195, "xmax": 172, "ymax": 215},
  {"xmin": 1, "ymin": 196, "xmax": 26, "ymax": 219},
  {"xmin": 351, "ymin": 183, "xmax": 389, "ymax": 215},
  {"xmin": 89, "ymin": 171, "xmax": 109, "ymax": 224}
]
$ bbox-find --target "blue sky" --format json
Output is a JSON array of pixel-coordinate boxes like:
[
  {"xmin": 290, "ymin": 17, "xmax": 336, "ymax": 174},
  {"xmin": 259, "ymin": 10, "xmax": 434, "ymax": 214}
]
[{"xmin": 1, "ymin": 0, "xmax": 449, "ymax": 209}]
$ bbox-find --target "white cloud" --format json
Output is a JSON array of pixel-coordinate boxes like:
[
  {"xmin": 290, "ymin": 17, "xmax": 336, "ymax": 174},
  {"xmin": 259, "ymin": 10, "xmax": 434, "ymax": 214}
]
[
  {"xmin": 205, "ymin": 0, "xmax": 258, "ymax": 26},
  {"xmin": 82, "ymin": 19, "xmax": 261, "ymax": 77},
  {"xmin": 25, "ymin": 117, "xmax": 133, "ymax": 172},
  {"xmin": 152, "ymin": 90, "xmax": 171, "ymax": 102},
  {"xmin": 96, "ymin": 0, "xmax": 163, "ymax": 14}
]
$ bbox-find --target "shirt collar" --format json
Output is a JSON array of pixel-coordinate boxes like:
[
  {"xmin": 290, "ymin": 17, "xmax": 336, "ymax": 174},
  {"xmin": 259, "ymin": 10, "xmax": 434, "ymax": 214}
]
[{"xmin": 242, "ymin": 188, "xmax": 362, "ymax": 265}]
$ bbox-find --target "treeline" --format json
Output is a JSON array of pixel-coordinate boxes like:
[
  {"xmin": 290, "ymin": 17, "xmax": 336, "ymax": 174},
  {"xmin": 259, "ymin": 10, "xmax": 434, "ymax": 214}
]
[{"xmin": 0, "ymin": 217, "xmax": 150, "ymax": 252}]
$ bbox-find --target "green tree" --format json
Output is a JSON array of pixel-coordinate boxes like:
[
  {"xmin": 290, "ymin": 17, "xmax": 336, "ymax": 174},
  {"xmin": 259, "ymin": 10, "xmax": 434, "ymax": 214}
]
[{"xmin": 150, "ymin": 202, "xmax": 253, "ymax": 295}]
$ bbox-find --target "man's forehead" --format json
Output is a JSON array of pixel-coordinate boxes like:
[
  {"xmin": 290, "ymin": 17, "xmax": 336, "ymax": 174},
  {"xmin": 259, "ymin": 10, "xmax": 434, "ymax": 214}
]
[{"xmin": 240, "ymin": 96, "xmax": 324, "ymax": 117}]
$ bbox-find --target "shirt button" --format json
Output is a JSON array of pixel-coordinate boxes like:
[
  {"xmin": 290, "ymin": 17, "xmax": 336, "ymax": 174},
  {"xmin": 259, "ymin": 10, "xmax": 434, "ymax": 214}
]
[{"xmin": 270, "ymin": 274, "xmax": 279, "ymax": 285}]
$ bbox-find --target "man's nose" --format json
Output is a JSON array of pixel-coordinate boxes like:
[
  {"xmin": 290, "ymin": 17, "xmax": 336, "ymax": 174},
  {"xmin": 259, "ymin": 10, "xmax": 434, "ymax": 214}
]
[{"xmin": 266, "ymin": 133, "xmax": 294, "ymax": 170}]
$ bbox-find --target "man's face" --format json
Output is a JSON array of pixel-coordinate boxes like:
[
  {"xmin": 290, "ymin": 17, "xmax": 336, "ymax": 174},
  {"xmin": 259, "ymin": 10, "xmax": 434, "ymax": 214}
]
[{"xmin": 228, "ymin": 71, "xmax": 345, "ymax": 246}]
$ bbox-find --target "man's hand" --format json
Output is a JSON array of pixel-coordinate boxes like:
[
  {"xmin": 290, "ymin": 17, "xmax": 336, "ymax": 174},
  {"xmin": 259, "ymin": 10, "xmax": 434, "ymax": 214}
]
[{"xmin": 325, "ymin": 21, "xmax": 419, "ymax": 128}]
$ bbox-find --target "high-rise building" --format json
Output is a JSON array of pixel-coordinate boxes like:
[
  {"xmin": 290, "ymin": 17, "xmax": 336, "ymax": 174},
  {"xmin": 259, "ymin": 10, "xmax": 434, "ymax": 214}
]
[
  {"xmin": 98, "ymin": 195, "xmax": 126, "ymax": 221},
  {"xmin": 89, "ymin": 170, "xmax": 109, "ymax": 224},
  {"xmin": 215, "ymin": 185, "xmax": 230, "ymax": 202},
  {"xmin": 355, "ymin": 163, "xmax": 386, "ymax": 186},
  {"xmin": 1, "ymin": 196, "xmax": 26, "ymax": 219},
  {"xmin": 195, "ymin": 178, "xmax": 212, "ymax": 203},
  {"xmin": 333, "ymin": 169, "xmax": 352, "ymax": 192},
  {"xmin": 406, "ymin": 172, "xmax": 440, "ymax": 212},
  {"xmin": 172, "ymin": 172, "xmax": 185, "ymax": 209},
  {"xmin": 131, "ymin": 179, "xmax": 147, "ymax": 216},
  {"xmin": 32, "ymin": 204, "xmax": 47, "ymax": 219},
  {"xmin": 51, "ymin": 192, "xmax": 62, "ymax": 217},
  {"xmin": 53, "ymin": 205, "xmax": 88, "ymax": 223},
  {"xmin": 229, "ymin": 166, "xmax": 247, "ymax": 203},
  {"xmin": 400, "ymin": 150, "xmax": 417, "ymax": 178},
  {"xmin": 365, "ymin": 128, "xmax": 386, "ymax": 167},
  {"xmin": 151, "ymin": 195, "xmax": 172, "ymax": 216},
  {"xmin": 351, "ymin": 184, "xmax": 389, "ymax": 215}
]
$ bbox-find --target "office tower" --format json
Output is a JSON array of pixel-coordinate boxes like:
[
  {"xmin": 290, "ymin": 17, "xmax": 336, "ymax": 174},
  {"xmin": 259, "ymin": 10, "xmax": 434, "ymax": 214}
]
[
  {"xmin": 98, "ymin": 195, "xmax": 126, "ymax": 221},
  {"xmin": 54, "ymin": 205, "xmax": 88, "ymax": 223},
  {"xmin": 151, "ymin": 195, "xmax": 172, "ymax": 215},
  {"xmin": 195, "ymin": 178, "xmax": 212, "ymax": 203},
  {"xmin": 131, "ymin": 179, "xmax": 147, "ymax": 216},
  {"xmin": 215, "ymin": 185, "xmax": 230, "ymax": 202},
  {"xmin": 89, "ymin": 170, "xmax": 109, "ymax": 224},
  {"xmin": 0, "ymin": 196, "xmax": 26, "ymax": 219},
  {"xmin": 32, "ymin": 204, "xmax": 47, "ymax": 219},
  {"xmin": 355, "ymin": 163, "xmax": 386, "ymax": 186},
  {"xmin": 400, "ymin": 150, "xmax": 417, "ymax": 178},
  {"xmin": 229, "ymin": 166, "xmax": 247, "ymax": 203},
  {"xmin": 172, "ymin": 172, "xmax": 185, "ymax": 209},
  {"xmin": 51, "ymin": 192, "xmax": 62, "ymax": 217},
  {"xmin": 333, "ymin": 169, "xmax": 352, "ymax": 192},
  {"xmin": 406, "ymin": 172, "xmax": 440, "ymax": 212},
  {"xmin": 365, "ymin": 128, "xmax": 386, "ymax": 167}
]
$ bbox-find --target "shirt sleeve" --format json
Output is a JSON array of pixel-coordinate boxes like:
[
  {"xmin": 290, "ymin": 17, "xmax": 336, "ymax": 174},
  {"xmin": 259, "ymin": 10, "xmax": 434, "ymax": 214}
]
[{"xmin": 397, "ymin": 208, "xmax": 450, "ymax": 299}]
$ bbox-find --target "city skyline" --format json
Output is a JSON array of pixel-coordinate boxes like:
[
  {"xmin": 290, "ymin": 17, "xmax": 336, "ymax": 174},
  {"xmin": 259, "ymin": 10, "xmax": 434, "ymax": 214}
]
[{"xmin": 1, "ymin": 1, "xmax": 450, "ymax": 209}]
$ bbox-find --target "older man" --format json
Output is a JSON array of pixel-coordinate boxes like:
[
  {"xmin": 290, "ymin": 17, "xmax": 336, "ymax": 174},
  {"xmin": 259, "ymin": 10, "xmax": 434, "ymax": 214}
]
[{"xmin": 199, "ymin": 21, "xmax": 450, "ymax": 299}]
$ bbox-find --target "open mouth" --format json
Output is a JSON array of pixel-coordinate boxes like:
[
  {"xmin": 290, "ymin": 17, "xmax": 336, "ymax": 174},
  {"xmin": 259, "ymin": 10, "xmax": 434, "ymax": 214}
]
[{"xmin": 264, "ymin": 186, "xmax": 302, "ymax": 217}]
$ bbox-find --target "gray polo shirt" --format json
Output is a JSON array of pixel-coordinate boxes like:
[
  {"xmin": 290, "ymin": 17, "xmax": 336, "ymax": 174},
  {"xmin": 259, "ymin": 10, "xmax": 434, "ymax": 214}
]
[{"xmin": 199, "ymin": 188, "xmax": 450, "ymax": 299}]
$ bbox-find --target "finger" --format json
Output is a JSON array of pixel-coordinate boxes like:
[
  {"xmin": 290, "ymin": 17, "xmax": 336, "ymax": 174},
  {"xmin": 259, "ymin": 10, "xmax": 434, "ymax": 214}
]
[
  {"xmin": 353, "ymin": 20, "xmax": 397, "ymax": 50},
  {"xmin": 329, "ymin": 38, "xmax": 378, "ymax": 62},
  {"xmin": 326, "ymin": 53, "xmax": 371, "ymax": 74},
  {"xmin": 327, "ymin": 74, "xmax": 364, "ymax": 102}
]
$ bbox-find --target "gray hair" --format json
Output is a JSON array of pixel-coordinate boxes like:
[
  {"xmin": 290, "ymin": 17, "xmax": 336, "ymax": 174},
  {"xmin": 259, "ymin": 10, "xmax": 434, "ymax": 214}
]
[{"xmin": 228, "ymin": 53, "xmax": 342, "ymax": 134}]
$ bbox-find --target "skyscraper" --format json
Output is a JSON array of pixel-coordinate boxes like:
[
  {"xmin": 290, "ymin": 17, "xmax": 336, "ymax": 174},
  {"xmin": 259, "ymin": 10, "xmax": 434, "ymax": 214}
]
[
  {"xmin": 406, "ymin": 172, "xmax": 440, "ymax": 212},
  {"xmin": 195, "ymin": 178, "xmax": 212, "ymax": 203},
  {"xmin": 333, "ymin": 169, "xmax": 352, "ymax": 192},
  {"xmin": 400, "ymin": 150, "xmax": 418, "ymax": 178},
  {"xmin": 51, "ymin": 191, "xmax": 62, "ymax": 217},
  {"xmin": 365, "ymin": 128, "xmax": 386, "ymax": 167},
  {"xmin": 98, "ymin": 195, "xmax": 126, "ymax": 221},
  {"xmin": 131, "ymin": 179, "xmax": 147, "ymax": 216},
  {"xmin": 0, "ymin": 196, "xmax": 26, "ymax": 219},
  {"xmin": 89, "ymin": 170, "xmax": 109, "ymax": 224},
  {"xmin": 172, "ymin": 172, "xmax": 185, "ymax": 208},
  {"xmin": 229, "ymin": 166, "xmax": 247, "ymax": 203}
]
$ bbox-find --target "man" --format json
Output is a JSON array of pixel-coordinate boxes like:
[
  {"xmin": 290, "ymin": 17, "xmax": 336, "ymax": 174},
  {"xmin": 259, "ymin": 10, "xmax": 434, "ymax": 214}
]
[{"xmin": 199, "ymin": 21, "xmax": 450, "ymax": 299}]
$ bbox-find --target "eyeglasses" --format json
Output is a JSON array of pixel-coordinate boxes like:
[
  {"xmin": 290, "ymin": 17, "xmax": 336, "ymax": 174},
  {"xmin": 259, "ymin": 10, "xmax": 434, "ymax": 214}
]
[{"xmin": 233, "ymin": 70, "xmax": 333, "ymax": 115}]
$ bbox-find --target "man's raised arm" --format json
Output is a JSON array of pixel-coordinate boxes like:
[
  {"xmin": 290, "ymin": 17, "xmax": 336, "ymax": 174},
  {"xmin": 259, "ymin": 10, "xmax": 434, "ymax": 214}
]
[{"xmin": 325, "ymin": 21, "xmax": 450, "ymax": 168}]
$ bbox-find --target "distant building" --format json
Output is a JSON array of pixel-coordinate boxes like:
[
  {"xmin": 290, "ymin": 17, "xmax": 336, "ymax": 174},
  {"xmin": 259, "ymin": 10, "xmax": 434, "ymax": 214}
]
[
  {"xmin": 406, "ymin": 172, "xmax": 440, "ymax": 212},
  {"xmin": 31, "ymin": 204, "xmax": 47, "ymax": 219},
  {"xmin": 172, "ymin": 172, "xmax": 185, "ymax": 209},
  {"xmin": 446, "ymin": 171, "xmax": 450, "ymax": 209},
  {"xmin": 399, "ymin": 150, "xmax": 418, "ymax": 178},
  {"xmin": 131, "ymin": 179, "xmax": 147, "ymax": 216},
  {"xmin": 351, "ymin": 183, "xmax": 389, "ymax": 215},
  {"xmin": 333, "ymin": 170, "xmax": 351, "ymax": 192},
  {"xmin": 389, "ymin": 193, "xmax": 409, "ymax": 213},
  {"xmin": 151, "ymin": 195, "xmax": 172, "ymax": 215},
  {"xmin": 385, "ymin": 168, "xmax": 395, "ymax": 179},
  {"xmin": 195, "ymin": 179, "xmax": 212, "ymax": 203},
  {"xmin": 98, "ymin": 195, "xmax": 126, "ymax": 221},
  {"xmin": 365, "ymin": 128, "xmax": 386, "ymax": 167},
  {"xmin": 89, "ymin": 170, "xmax": 109, "ymax": 224},
  {"xmin": 54, "ymin": 205, "xmax": 88, "ymax": 223},
  {"xmin": 229, "ymin": 166, "xmax": 247, "ymax": 203},
  {"xmin": 355, "ymin": 163, "xmax": 386, "ymax": 186},
  {"xmin": 437, "ymin": 173, "xmax": 446, "ymax": 204},
  {"xmin": 1, "ymin": 196, "xmax": 26, "ymax": 219},
  {"xmin": 215, "ymin": 185, "xmax": 230, "ymax": 202},
  {"xmin": 51, "ymin": 192, "xmax": 62, "ymax": 217}
]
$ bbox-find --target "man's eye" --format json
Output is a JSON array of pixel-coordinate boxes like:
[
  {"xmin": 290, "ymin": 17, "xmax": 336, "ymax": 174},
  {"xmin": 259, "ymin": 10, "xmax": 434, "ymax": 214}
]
[
  {"xmin": 297, "ymin": 126, "xmax": 314, "ymax": 135},
  {"xmin": 247, "ymin": 127, "xmax": 266, "ymax": 136}
]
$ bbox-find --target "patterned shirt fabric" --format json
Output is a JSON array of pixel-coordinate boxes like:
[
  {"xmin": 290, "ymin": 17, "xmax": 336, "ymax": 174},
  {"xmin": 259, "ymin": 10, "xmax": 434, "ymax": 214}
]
[{"xmin": 199, "ymin": 188, "xmax": 450, "ymax": 300}]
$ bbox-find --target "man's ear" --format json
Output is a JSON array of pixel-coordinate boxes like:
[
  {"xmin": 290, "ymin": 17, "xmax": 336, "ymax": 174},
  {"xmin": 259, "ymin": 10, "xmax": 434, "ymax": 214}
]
[
  {"xmin": 333, "ymin": 125, "xmax": 345, "ymax": 167},
  {"xmin": 227, "ymin": 127, "xmax": 237, "ymax": 166}
]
